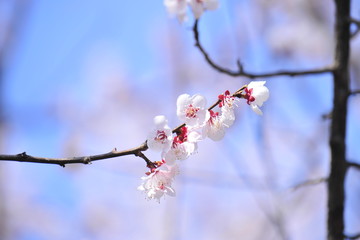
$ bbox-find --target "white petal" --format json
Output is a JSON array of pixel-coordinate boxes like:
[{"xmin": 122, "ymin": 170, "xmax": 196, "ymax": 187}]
[
  {"xmin": 189, "ymin": 0, "xmax": 204, "ymax": 19},
  {"xmin": 165, "ymin": 187, "xmax": 176, "ymax": 196},
  {"xmin": 221, "ymin": 107, "xmax": 235, "ymax": 127},
  {"xmin": 187, "ymin": 130, "xmax": 203, "ymax": 143},
  {"xmin": 247, "ymin": 81, "xmax": 266, "ymax": 89},
  {"xmin": 191, "ymin": 94, "xmax": 207, "ymax": 108},
  {"xmin": 251, "ymin": 104, "xmax": 263, "ymax": 115},
  {"xmin": 153, "ymin": 115, "xmax": 168, "ymax": 128}
]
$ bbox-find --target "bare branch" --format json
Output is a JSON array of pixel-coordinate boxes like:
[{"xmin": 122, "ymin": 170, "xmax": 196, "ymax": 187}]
[
  {"xmin": 291, "ymin": 177, "xmax": 328, "ymax": 191},
  {"xmin": 349, "ymin": 90, "xmax": 360, "ymax": 96},
  {"xmin": 0, "ymin": 142, "xmax": 148, "ymax": 167},
  {"xmin": 347, "ymin": 161, "xmax": 360, "ymax": 170},
  {"xmin": 327, "ymin": 1, "xmax": 351, "ymax": 239},
  {"xmin": 193, "ymin": 20, "xmax": 334, "ymax": 79}
]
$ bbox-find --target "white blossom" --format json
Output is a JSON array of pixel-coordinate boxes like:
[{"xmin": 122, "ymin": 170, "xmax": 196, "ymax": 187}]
[
  {"xmin": 244, "ymin": 81, "xmax": 270, "ymax": 115},
  {"xmin": 163, "ymin": 126, "xmax": 202, "ymax": 165},
  {"xmin": 138, "ymin": 164, "xmax": 179, "ymax": 202},
  {"xmin": 203, "ymin": 110, "xmax": 226, "ymax": 141},
  {"xmin": 164, "ymin": 0, "xmax": 188, "ymax": 22},
  {"xmin": 218, "ymin": 90, "xmax": 238, "ymax": 110},
  {"xmin": 177, "ymin": 94, "xmax": 208, "ymax": 127},
  {"xmin": 188, "ymin": 0, "xmax": 219, "ymax": 19},
  {"xmin": 147, "ymin": 115, "xmax": 173, "ymax": 152}
]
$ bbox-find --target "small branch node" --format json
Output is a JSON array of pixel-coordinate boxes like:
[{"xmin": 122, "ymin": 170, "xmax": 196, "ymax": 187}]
[
  {"xmin": 18, "ymin": 152, "xmax": 28, "ymax": 158},
  {"xmin": 84, "ymin": 156, "xmax": 92, "ymax": 165}
]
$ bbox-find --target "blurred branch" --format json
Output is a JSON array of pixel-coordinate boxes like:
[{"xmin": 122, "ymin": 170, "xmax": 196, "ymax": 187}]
[
  {"xmin": 291, "ymin": 177, "xmax": 328, "ymax": 191},
  {"xmin": 192, "ymin": 20, "xmax": 334, "ymax": 79},
  {"xmin": 350, "ymin": 18, "xmax": 360, "ymax": 39},
  {"xmin": 348, "ymin": 90, "xmax": 360, "ymax": 96},
  {"xmin": 344, "ymin": 233, "xmax": 360, "ymax": 240},
  {"xmin": 327, "ymin": 1, "xmax": 350, "ymax": 239},
  {"xmin": 347, "ymin": 161, "xmax": 360, "ymax": 170},
  {"xmin": 0, "ymin": 142, "xmax": 151, "ymax": 167}
]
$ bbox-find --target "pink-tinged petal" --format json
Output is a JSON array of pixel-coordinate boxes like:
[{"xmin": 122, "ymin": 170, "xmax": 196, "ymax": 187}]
[
  {"xmin": 138, "ymin": 164, "xmax": 179, "ymax": 202},
  {"xmin": 245, "ymin": 81, "xmax": 269, "ymax": 115},
  {"xmin": 147, "ymin": 116, "xmax": 173, "ymax": 152},
  {"xmin": 176, "ymin": 93, "xmax": 208, "ymax": 127},
  {"xmin": 221, "ymin": 106, "xmax": 235, "ymax": 127},
  {"xmin": 204, "ymin": 0, "xmax": 219, "ymax": 10},
  {"xmin": 164, "ymin": 0, "xmax": 188, "ymax": 22},
  {"xmin": 188, "ymin": 0, "xmax": 204, "ymax": 19}
]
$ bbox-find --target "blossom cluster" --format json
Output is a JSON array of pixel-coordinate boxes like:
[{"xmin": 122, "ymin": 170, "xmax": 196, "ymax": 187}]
[
  {"xmin": 164, "ymin": 0, "xmax": 219, "ymax": 22},
  {"xmin": 138, "ymin": 81, "xmax": 269, "ymax": 202}
]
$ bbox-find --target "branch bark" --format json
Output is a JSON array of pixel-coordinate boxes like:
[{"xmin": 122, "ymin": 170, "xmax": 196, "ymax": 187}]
[
  {"xmin": 327, "ymin": 0, "xmax": 351, "ymax": 239},
  {"xmin": 193, "ymin": 20, "xmax": 334, "ymax": 79},
  {"xmin": 0, "ymin": 142, "xmax": 149, "ymax": 167}
]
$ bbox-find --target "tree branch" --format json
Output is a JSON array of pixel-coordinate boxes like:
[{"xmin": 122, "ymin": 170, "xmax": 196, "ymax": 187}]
[
  {"xmin": 327, "ymin": 1, "xmax": 351, "ymax": 239},
  {"xmin": 0, "ymin": 84, "xmax": 249, "ymax": 167},
  {"xmin": 0, "ymin": 142, "xmax": 148, "ymax": 167},
  {"xmin": 348, "ymin": 90, "xmax": 360, "ymax": 96},
  {"xmin": 291, "ymin": 177, "xmax": 328, "ymax": 191},
  {"xmin": 192, "ymin": 20, "xmax": 334, "ymax": 79},
  {"xmin": 347, "ymin": 161, "xmax": 360, "ymax": 170}
]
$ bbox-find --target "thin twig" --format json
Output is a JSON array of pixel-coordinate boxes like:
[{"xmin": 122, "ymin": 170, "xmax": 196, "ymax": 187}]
[
  {"xmin": 349, "ymin": 90, "xmax": 360, "ymax": 96},
  {"xmin": 347, "ymin": 161, "xmax": 360, "ymax": 170},
  {"xmin": 291, "ymin": 177, "xmax": 328, "ymax": 191},
  {"xmin": 0, "ymin": 142, "xmax": 148, "ymax": 167},
  {"xmin": 193, "ymin": 20, "xmax": 334, "ymax": 78}
]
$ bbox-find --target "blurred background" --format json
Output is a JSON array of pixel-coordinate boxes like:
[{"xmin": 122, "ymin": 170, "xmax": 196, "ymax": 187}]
[{"xmin": 0, "ymin": 0, "xmax": 359, "ymax": 239}]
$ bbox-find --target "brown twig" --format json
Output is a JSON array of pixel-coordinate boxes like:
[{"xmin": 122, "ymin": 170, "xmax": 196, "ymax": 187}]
[
  {"xmin": 193, "ymin": 20, "xmax": 334, "ymax": 79},
  {"xmin": 0, "ymin": 142, "xmax": 148, "ymax": 167}
]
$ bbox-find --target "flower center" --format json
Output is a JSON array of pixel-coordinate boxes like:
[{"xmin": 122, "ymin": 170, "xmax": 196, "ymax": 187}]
[
  {"xmin": 244, "ymin": 87, "xmax": 255, "ymax": 105},
  {"xmin": 209, "ymin": 110, "xmax": 219, "ymax": 125},
  {"xmin": 155, "ymin": 130, "xmax": 167, "ymax": 143},
  {"xmin": 185, "ymin": 104, "xmax": 199, "ymax": 118}
]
